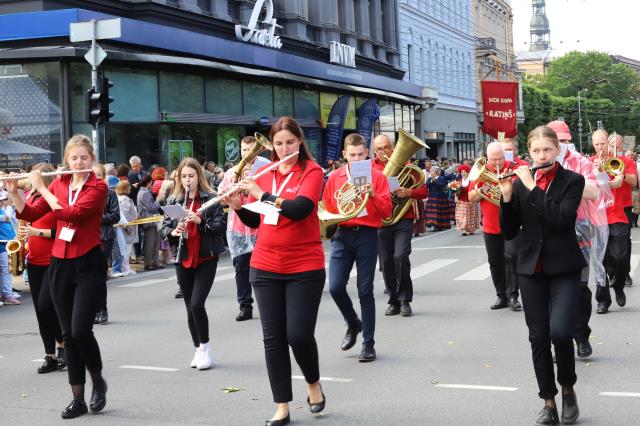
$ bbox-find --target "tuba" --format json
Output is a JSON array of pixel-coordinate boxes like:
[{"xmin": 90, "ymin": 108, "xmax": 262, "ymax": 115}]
[
  {"xmin": 232, "ymin": 132, "xmax": 273, "ymax": 181},
  {"xmin": 469, "ymin": 158, "xmax": 502, "ymax": 206},
  {"xmin": 7, "ymin": 220, "xmax": 26, "ymax": 276},
  {"xmin": 318, "ymin": 177, "xmax": 370, "ymax": 240},
  {"xmin": 601, "ymin": 132, "xmax": 626, "ymax": 177},
  {"xmin": 381, "ymin": 129, "xmax": 428, "ymax": 226}
]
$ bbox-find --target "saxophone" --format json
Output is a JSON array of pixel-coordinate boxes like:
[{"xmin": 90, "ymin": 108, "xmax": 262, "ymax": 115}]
[{"xmin": 7, "ymin": 220, "xmax": 26, "ymax": 276}]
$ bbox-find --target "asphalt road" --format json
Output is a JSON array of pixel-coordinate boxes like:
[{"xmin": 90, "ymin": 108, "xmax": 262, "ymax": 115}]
[{"xmin": 1, "ymin": 228, "xmax": 639, "ymax": 425}]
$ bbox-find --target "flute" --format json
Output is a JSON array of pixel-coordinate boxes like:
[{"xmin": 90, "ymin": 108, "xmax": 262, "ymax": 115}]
[
  {"xmin": 497, "ymin": 162, "xmax": 554, "ymax": 180},
  {"xmin": 197, "ymin": 151, "xmax": 299, "ymax": 213},
  {"xmin": 0, "ymin": 169, "xmax": 93, "ymax": 181}
]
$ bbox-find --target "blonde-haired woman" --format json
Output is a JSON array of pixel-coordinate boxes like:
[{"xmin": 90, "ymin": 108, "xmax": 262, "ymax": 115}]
[
  {"xmin": 160, "ymin": 158, "xmax": 226, "ymax": 370},
  {"xmin": 6, "ymin": 135, "xmax": 109, "ymax": 419}
]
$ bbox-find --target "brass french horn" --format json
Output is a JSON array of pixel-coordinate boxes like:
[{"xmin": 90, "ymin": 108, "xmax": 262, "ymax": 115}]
[
  {"xmin": 318, "ymin": 178, "xmax": 370, "ymax": 240},
  {"xmin": 469, "ymin": 158, "xmax": 502, "ymax": 206}
]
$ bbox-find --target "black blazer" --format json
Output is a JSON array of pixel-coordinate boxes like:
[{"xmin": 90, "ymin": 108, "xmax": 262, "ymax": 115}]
[{"xmin": 500, "ymin": 164, "xmax": 587, "ymax": 276}]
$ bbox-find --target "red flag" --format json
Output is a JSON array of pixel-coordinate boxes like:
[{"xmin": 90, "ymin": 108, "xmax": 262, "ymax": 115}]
[{"xmin": 481, "ymin": 81, "xmax": 518, "ymax": 138}]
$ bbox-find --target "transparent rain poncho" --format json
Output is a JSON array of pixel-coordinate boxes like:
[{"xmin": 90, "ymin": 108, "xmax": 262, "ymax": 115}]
[{"xmin": 219, "ymin": 167, "xmax": 258, "ymax": 259}]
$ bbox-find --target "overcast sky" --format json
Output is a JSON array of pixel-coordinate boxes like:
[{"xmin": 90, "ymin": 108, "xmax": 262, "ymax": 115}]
[{"xmin": 512, "ymin": 0, "xmax": 639, "ymax": 60}]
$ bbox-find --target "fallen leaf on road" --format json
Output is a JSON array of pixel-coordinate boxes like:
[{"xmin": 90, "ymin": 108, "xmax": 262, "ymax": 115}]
[
  {"xmin": 586, "ymin": 363, "xmax": 593, "ymax": 367},
  {"xmin": 221, "ymin": 387, "xmax": 242, "ymax": 393},
  {"xmin": 447, "ymin": 341, "xmax": 456, "ymax": 345},
  {"xmin": 21, "ymin": 394, "xmax": 28, "ymax": 398},
  {"xmin": 484, "ymin": 364, "xmax": 493, "ymax": 368},
  {"xmin": 431, "ymin": 380, "xmax": 439, "ymax": 384}
]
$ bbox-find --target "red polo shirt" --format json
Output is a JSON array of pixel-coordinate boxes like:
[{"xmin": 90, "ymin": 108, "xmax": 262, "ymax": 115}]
[
  {"xmin": 322, "ymin": 163, "xmax": 392, "ymax": 228},
  {"xmin": 18, "ymin": 172, "xmax": 107, "ymax": 259},
  {"xmin": 25, "ymin": 204, "xmax": 56, "ymax": 267},
  {"xmin": 371, "ymin": 157, "xmax": 425, "ymax": 220},
  {"xmin": 249, "ymin": 159, "xmax": 325, "ymax": 274},
  {"xmin": 590, "ymin": 155, "xmax": 628, "ymax": 225},
  {"xmin": 471, "ymin": 160, "xmax": 517, "ymax": 235},
  {"xmin": 620, "ymin": 155, "xmax": 637, "ymax": 207},
  {"xmin": 181, "ymin": 196, "xmax": 217, "ymax": 269}
]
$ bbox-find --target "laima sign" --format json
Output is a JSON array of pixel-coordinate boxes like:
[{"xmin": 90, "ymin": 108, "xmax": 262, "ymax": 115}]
[
  {"xmin": 329, "ymin": 41, "xmax": 356, "ymax": 68},
  {"xmin": 235, "ymin": 0, "xmax": 283, "ymax": 49}
]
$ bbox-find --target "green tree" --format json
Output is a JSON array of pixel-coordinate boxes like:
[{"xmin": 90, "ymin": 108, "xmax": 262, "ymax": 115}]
[{"xmin": 541, "ymin": 51, "xmax": 640, "ymax": 102}]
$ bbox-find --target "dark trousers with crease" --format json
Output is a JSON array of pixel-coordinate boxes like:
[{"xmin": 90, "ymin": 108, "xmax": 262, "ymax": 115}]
[
  {"xmin": 49, "ymin": 246, "xmax": 106, "ymax": 385},
  {"xmin": 175, "ymin": 258, "xmax": 217, "ymax": 347},
  {"xmin": 27, "ymin": 263, "xmax": 63, "ymax": 355},
  {"xmin": 97, "ymin": 239, "xmax": 114, "ymax": 312},
  {"xmin": 232, "ymin": 252, "xmax": 253, "ymax": 310},
  {"xmin": 624, "ymin": 206, "xmax": 633, "ymax": 276},
  {"xmin": 378, "ymin": 219, "xmax": 413, "ymax": 305},
  {"xmin": 520, "ymin": 270, "xmax": 580, "ymax": 399},
  {"xmin": 596, "ymin": 222, "xmax": 630, "ymax": 305},
  {"xmin": 251, "ymin": 267, "xmax": 325, "ymax": 403},
  {"xmin": 484, "ymin": 232, "xmax": 519, "ymax": 299}
]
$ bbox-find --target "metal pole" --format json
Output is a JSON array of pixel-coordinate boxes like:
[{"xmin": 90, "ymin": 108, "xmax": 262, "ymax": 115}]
[
  {"xmin": 90, "ymin": 19, "xmax": 100, "ymax": 163},
  {"xmin": 577, "ymin": 91, "xmax": 583, "ymax": 153}
]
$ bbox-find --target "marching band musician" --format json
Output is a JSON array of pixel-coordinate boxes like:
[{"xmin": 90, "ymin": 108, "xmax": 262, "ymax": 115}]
[
  {"xmin": 219, "ymin": 135, "xmax": 258, "ymax": 322},
  {"xmin": 160, "ymin": 158, "xmax": 226, "ymax": 371},
  {"xmin": 371, "ymin": 134, "xmax": 427, "ymax": 317},
  {"xmin": 499, "ymin": 126, "xmax": 585, "ymax": 426},
  {"xmin": 19, "ymin": 163, "xmax": 66, "ymax": 373},
  {"xmin": 7, "ymin": 135, "xmax": 108, "ymax": 419},
  {"xmin": 547, "ymin": 120, "xmax": 607, "ymax": 358},
  {"xmin": 226, "ymin": 117, "xmax": 326, "ymax": 426},
  {"xmin": 590, "ymin": 129, "xmax": 631, "ymax": 313},
  {"xmin": 323, "ymin": 133, "xmax": 392, "ymax": 362},
  {"xmin": 468, "ymin": 142, "xmax": 522, "ymax": 311}
]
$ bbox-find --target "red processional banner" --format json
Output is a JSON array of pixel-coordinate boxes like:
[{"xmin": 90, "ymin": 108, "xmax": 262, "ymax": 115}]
[{"xmin": 481, "ymin": 81, "xmax": 518, "ymax": 138}]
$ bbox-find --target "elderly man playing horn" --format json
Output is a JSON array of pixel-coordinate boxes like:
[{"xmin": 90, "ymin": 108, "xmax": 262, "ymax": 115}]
[
  {"xmin": 371, "ymin": 134, "xmax": 427, "ymax": 317},
  {"xmin": 469, "ymin": 141, "xmax": 522, "ymax": 311}
]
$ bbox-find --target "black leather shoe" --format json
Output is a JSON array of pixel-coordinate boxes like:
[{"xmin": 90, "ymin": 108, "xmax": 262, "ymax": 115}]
[
  {"xmin": 400, "ymin": 302, "xmax": 412, "ymax": 316},
  {"xmin": 94, "ymin": 310, "xmax": 108, "ymax": 325},
  {"xmin": 615, "ymin": 289, "xmax": 626, "ymax": 307},
  {"xmin": 490, "ymin": 297, "xmax": 509, "ymax": 310},
  {"xmin": 307, "ymin": 386, "xmax": 326, "ymax": 413},
  {"xmin": 265, "ymin": 414, "xmax": 290, "ymax": 425},
  {"xmin": 535, "ymin": 405, "xmax": 559, "ymax": 425},
  {"xmin": 90, "ymin": 379, "xmax": 107, "ymax": 413},
  {"xmin": 358, "ymin": 344, "xmax": 376, "ymax": 362},
  {"xmin": 57, "ymin": 347, "xmax": 67, "ymax": 370},
  {"xmin": 38, "ymin": 355, "xmax": 59, "ymax": 374},
  {"xmin": 235, "ymin": 308, "xmax": 253, "ymax": 321},
  {"xmin": 61, "ymin": 398, "xmax": 88, "ymax": 419},
  {"xmin": 576, "ymin": 340, "xmax": 592, "ymax": 358},
  {"xmin": 626, "ymin": 275, "xmax": 633, "ymax": 287},
  {"xmin": 174, "ymin": 288, "xmax": 183, "ymax": 298},
  {"xmin": 561, "ymin": 392, "xmax": 580, "ymax": 424},
  {"xmin": 596, "ymin": 301, "xmax": 609, "ymax": 314},
  {"xmin": 340, "ymin": 319, "xmax": 362, "ymax": 351},
  {"xmin": 385, "ymin": 304, "xmax": 400, "ymax": 315},
  {"xmin": 509, "ymin": 297, "xmax": 522, "ymax": 311}
]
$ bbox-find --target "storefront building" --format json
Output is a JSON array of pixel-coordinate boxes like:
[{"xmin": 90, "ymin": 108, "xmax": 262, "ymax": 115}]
[{"xmin": 0, "ymin": 0, "xmax": 430, "ymax": 170}]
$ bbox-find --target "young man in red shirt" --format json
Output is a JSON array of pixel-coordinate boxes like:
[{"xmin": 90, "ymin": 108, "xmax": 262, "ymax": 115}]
[
  {"xmin": 324, "ymin": 133, "xmax": 392, "ymax": 362},
  {"xmin": 591, "ymin": 129, "xmax": 628, "ymax": 313},
  {"xmin": 371, "ymin": 134, "xmax": 427, "ymax": 317}
]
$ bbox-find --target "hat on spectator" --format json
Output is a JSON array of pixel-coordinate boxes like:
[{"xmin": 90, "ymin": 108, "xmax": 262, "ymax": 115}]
[{"xmin": 547, "ymin": 120, "xmax": 572, "ymax": 141}]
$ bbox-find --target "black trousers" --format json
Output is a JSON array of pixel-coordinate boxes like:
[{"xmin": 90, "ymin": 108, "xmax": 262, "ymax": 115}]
[
  {"xmin": 49, "ymin": 246, "xmax": 106, "ymax": 385},
  {"xmin": 176, "ymin": 258, "xmax": 217, "ymax": 347},
  {"xmin": 573, "ymin": 277, "xmax": 592, "ymax": 343},
  {"xmin": 484, "ymin": 232, "xmax": 518, "ymax": 299},
  {"xmin": 378, "ymin": 219, "xmax": 413, "ymax": 305},
  {"xmin": 520, "ymin": 271, "xmax": 580, "ymax": 400},
  {"xmin": 27, "ymin": 263, "xmax": 63, "ymax": 355},
  {"xmin": 97, "ymin": 239, "xmax": 114, "ymax": 312},
  {"xmin": 596, "ymin": 222, "xmax": 630, "ymax": 305},
  {"xmin": 232, "ymin": 252, "xmax": 254, "ymax": 310},
  {"xmin": 251, "ymin": 267, "xmax": 325, "ymax": 403},
  {"xmin": 624, "ymin": 207, "xmax": 633, "ymax": 276}
]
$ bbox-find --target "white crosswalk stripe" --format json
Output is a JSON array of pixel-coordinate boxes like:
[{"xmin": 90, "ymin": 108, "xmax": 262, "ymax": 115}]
[
  {"xmin": 454, "ymin": 262, "xmax": 491, "ymax": 281},
  {"xmin": 630, "ymin": 254, "xmax": 640, "ymax": 278},
  {"xmin": 411, "ymin": 258, "xmax": 459, "ymax": 279}
]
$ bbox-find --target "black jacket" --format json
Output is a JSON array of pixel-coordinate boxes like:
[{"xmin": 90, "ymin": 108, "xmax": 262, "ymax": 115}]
[
  {"xmin": 500, "ymin": 165, "xmax": 587, "ymax": 276},
  {"xmin": 160, "ymin": 190, "xmax": 227, "ymax": 261},
  {"xmin": 100, "ymin": 189, "xmax": 120, "ymax": 242}
]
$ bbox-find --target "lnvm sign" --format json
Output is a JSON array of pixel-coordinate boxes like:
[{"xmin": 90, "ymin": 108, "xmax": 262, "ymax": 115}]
[
  {"xmin": 329, "ymin": 41, "xmax": 356, "ymax": 68},
  {"xmin": 234, "ymin": 0, "xmax": 283, "ymax": 49}
]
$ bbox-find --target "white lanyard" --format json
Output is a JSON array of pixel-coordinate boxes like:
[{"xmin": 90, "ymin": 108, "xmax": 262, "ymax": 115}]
[
  {"xmin": 272, "ymin": 171, "xmax": 294, "ymax": 197},
  {"xmin": 68, "ymin": 175, "xmax": 89, "ymax": 206}
]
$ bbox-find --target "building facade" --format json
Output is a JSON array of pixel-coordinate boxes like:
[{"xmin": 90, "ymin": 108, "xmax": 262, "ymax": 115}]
[
  {"xmin": 473, "ymin": 0, "xmax": 524, "ymax": 150},
  {"xmin": 0, "ymin": 0, "xmax": 428, "ymax": 170},
  {"xmin": 397, "ymin": 0, "xmax": 477, "ymax": 161}
]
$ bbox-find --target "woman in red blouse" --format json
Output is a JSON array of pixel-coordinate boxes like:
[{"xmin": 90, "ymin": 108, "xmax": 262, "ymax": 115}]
[
  {"xmin": 20, "ymin": 163, "xmax": 65, "ymax": 373},
  {"xmin": 160, "ymin": 158, "xmax": 226, "ymax": 371},
  {"xmin": 6, "ymin": 135, "xmax": 108, "ymax": 420},
  {"xmin": 226, "ymin": 117, "xmax": 326, "ymax": 426}
]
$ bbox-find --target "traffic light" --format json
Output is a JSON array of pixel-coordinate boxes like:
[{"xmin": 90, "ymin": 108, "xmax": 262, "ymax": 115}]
[
  {"xmin": 100, "ymin": 77, "xmax": 114, "ymax": 123},
  {"xmin": 87, "ymin": 87, "xmax": 102, "ymax": 127}
]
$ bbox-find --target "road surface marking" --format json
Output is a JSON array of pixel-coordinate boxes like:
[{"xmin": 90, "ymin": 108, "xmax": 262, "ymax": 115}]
[
  {"xmin": 412, "ymin": 229, "xmax": 454, "ymax": 242},
  {"xmin": 599, "ymin": 392, "xmax": 640, "ymax": 397},
  {"xmin": 119, "ymin": 365, "xmax": 179, "ymax": 372},
  {"xmin": 31, "ymin": 359, "xmax": 44, "ymax": 363},
  {"xmin": 411, "ymin": 258, "xmax": 459, "ymax": 279},
  {"xmin": 119, "ymin": 280, "xmax": 162, "ymax": 288},
  {"xmin": 436, "ymin": 384, "xmax": 518, "ymax": 391},
  {"xmin": 454, "ymin": 262, "xmax": 491, "ymax": 281},
  {"xmin": 292, "ymin": 375, "xmax": 353, "ymax": 383},
  {"xmin": 630, "ymin": 254, "xmax": 640, "ymax": 278}
]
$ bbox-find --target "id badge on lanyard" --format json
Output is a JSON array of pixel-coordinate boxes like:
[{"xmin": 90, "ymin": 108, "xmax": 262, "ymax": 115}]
[
  {"xmin": 264, "ymin": 172, "xmax": 294, "ymax": 225},
  {"xmin": 60, "ymin": 175, "xmax": 88, "ymax": 242}
]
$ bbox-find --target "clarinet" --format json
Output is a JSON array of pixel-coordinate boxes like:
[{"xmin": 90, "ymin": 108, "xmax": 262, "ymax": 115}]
[{"xmin": 174, "ymin": 185, "xmax": 189, "ymax": 263}]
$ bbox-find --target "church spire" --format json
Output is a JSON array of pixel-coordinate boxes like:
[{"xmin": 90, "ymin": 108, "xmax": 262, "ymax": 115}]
[{"xmin": 530, "ymin": 0, "xmax": 550, "ymax": 51}]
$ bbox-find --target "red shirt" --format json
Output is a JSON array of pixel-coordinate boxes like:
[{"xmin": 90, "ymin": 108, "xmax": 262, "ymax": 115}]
[
  {"xmin": 25, "ymin": 202, "xmax": 56, "ymax": 266},
  {"xmin": 322, "ymin": 164, "xmax": 392, "ymax": 228},
  {"xmin": 472, "ymin": 160, "xmax": 518, "ymax": 235},
  {"xmin": 18, "ymin": 172, "xmax": 107, "ymax": 259},
  {"xmin": 590, "ymin": 155, "xmax": 629, "ymax": 225},
  {"xmin": 371, "ymin": 158, "xmax": 427, "ymax": 220},
  {"xmin": 181, "ymin": 196, "xmax": 217, "ymax": 269},
  {"xmin": 620, "ymin": 155, "xmax": 637, "ymax": 207},
  {"xmin": 249, "ymin": 159, "xmax": 325, "ymax": 274}
]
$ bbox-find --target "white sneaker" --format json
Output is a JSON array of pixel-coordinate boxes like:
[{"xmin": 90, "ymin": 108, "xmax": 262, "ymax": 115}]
[
  {"xmin": 197, "ymin": 343, "xmax": 212, "ymax": 370},
  {"xmin": 111, "ymin": 272, "xmax": 125, "ymax": 278},
  {"xmin": 190, "ymin": 348, "xmax": 201, "ymax": 368},
  {"xmin": 125, "ymin": 270, "xmax": 136, "ymax": 276}
]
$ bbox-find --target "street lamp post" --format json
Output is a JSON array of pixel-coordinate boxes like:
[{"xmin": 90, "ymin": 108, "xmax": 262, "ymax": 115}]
[{"xmin": 577, "ymin": 88, "xmax": 588, "ymax": 153}]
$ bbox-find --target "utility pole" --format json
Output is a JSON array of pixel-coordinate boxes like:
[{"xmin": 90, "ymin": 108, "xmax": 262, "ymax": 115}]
[{"xmin": 577, "ymin": 88, "xmax": 587, "ymax": 153}]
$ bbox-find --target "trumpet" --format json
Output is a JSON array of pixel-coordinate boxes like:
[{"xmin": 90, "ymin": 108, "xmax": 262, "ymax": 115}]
[{"xmin": 599, "ymin": 132, "xmax": 626, "ymax": 177}]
